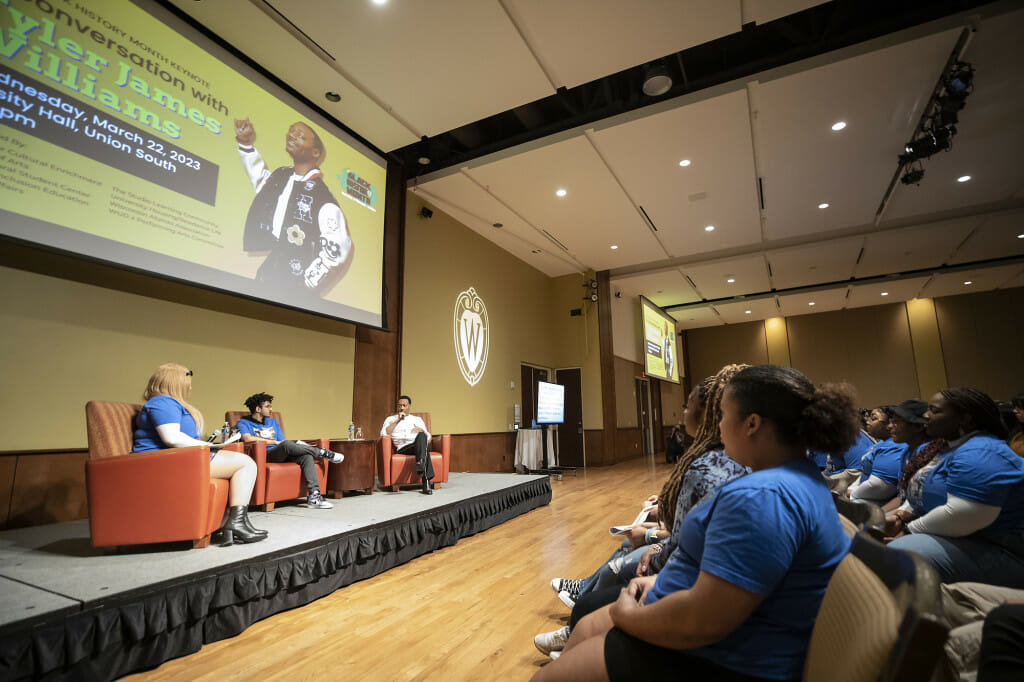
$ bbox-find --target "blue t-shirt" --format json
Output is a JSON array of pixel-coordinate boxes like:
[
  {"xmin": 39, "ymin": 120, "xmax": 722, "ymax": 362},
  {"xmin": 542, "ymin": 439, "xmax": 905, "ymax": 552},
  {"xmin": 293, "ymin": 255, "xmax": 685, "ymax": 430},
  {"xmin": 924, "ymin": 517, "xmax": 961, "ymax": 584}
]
[
  {"xmin": 920, "ymin": 434, "xmax": 1024, "ymax": 531},
  {"xmin": 132, "ymin": 395, "xmax": 199, "ymax": 452},
  {"xmin": 821, "ymin": 430, "xmax": 874, "ymax": 475},
  {"xmin": 648, "ymin": 458, "xmax": 850, "ymax": 680},
  {"xmin": 858, "ymin": 439, "xmax": 908, "ymax": 486},
  {"xmin": 235, "ymin": 415, "xmax": 286, "ymax": 451}
]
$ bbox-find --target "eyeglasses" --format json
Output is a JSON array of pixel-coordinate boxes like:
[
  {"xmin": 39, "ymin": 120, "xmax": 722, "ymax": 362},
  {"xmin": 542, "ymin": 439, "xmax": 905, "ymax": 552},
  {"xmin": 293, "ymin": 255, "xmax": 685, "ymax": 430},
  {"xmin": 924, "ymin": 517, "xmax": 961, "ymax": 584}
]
[{"xmin": 185, "ymin": 370, "xmax": 194, "ymax": 376}]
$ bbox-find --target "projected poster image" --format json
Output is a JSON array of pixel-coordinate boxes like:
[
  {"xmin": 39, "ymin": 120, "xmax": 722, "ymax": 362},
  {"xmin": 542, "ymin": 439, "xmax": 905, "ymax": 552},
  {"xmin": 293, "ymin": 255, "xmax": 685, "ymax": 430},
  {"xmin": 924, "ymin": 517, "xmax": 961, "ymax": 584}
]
[
  {"xmin": 0, "ymin": 0, "xmax": 385, "ymax": 326},
  {"xmin": 640, "ymin": 296, "xmax": 680, "ymax": 384}
]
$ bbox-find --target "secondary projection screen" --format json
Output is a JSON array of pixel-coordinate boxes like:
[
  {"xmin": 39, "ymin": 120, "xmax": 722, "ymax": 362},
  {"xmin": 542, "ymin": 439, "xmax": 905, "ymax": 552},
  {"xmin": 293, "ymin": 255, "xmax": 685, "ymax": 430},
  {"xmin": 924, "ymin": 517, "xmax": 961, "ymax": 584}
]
[
  {"xmin": 0, "ymin": 0, "xmax": 386, "ymax": 327},
  {"xmin": 640, "ymin": 296, "xmax": 681, "ymax": 384},
  {"xmin": 536, "ymin": 380, "xmax": 565, "ymax": 425}
]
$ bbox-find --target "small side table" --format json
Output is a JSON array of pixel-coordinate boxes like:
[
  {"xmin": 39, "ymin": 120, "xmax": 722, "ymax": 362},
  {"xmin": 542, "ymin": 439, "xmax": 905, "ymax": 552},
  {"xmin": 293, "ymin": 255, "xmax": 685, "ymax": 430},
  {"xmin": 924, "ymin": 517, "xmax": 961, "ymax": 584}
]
[{"xmin": 327, "ymin": 439, "xmax": 375, "ymax": 498}]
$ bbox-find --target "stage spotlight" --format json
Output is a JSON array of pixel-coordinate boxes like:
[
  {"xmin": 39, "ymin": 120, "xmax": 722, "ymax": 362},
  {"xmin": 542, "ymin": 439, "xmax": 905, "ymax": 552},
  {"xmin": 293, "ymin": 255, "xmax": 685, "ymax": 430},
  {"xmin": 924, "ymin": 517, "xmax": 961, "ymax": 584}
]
[
  {"xmin": 946, "ymin": 62, "xmax": 974, "ymax": 94},
  {"xmin": 901, "ymin": 168, "xmax": 925, "ymax": 185}
]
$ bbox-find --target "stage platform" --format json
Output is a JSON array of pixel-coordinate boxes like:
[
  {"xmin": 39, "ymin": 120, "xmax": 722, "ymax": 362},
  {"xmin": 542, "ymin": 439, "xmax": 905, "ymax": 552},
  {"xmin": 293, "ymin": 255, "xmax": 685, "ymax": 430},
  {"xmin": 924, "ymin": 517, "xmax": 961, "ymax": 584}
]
[{"xmin": 0, "ymin": 473, "xmax": 551, "ymax": 681}]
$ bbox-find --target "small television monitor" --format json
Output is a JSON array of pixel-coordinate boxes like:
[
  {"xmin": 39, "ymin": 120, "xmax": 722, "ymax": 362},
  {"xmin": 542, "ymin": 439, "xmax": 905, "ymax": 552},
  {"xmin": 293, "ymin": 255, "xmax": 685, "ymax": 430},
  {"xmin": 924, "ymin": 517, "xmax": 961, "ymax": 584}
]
[
  {"xmin": 536, "ymin": 381, "xmax": 565, "ymax": 425},
  {"xmin": 640, "ymin": 296, "xmax": 681, "ymax": 384}
]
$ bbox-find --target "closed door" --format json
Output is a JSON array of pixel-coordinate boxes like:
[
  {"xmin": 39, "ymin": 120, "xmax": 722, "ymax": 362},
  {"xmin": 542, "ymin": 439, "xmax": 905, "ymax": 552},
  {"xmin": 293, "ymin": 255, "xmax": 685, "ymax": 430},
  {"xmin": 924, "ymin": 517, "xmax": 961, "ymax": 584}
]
[{"xmin": 555, "ymin": 367, "xmax": 584, "ymax": 467}]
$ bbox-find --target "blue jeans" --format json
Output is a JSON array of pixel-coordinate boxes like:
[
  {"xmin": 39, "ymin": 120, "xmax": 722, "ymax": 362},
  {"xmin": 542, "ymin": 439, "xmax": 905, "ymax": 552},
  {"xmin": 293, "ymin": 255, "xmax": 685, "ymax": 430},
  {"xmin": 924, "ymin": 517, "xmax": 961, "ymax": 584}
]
[
  {"xmin": 579, "ymin": 540, "xmax": 652, "ymax": 596},
  {"xmin": 888, "ymin": 529, "xmax": 1024, "ymax": 588}
]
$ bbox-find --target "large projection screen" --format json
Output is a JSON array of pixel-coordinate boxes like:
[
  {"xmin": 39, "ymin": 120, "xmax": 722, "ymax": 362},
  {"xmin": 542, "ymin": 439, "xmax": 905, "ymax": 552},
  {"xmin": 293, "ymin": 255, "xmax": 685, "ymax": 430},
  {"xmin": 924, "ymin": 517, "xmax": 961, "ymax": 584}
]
[
  {"xmin": 640, "ymin": 296, "xmax": 681, "ymax": 384},
  {"xmin": 0, "ymin": 0, "xmax": 386, "ymax": 327}
]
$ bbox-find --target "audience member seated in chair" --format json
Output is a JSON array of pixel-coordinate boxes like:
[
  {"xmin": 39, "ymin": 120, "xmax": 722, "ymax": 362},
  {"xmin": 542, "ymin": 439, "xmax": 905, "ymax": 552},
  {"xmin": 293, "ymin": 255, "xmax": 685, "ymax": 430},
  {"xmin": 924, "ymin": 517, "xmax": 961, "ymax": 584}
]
[
  {"xmin": 532, "ymin": 365, "xmax": 857, "ymax": 681},
  {"xmin": 380, "ymin": 394, "xmax": 447, "ymax": 495},
  {"xmin": 130, "ymin": 363, "xmax": 266, "ymax": 545},
  {"xmin": 233, "ymin": 392, "xmax": 342, "ymax": 510},
  {"xmin": 848, "ymin": 400, "xmax": 928, "ymax": 505},
  {"xmin": 886, "ymin": 387, "xmax": 1024, "ymax": 589}
]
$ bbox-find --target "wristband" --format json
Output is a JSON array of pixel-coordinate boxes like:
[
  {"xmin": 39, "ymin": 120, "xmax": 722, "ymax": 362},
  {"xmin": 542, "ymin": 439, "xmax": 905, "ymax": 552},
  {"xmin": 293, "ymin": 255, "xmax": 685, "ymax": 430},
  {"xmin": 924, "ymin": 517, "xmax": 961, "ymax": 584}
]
[{"xmin": 645, "ymin": 528, "xmax": 658, "ymax": 544}]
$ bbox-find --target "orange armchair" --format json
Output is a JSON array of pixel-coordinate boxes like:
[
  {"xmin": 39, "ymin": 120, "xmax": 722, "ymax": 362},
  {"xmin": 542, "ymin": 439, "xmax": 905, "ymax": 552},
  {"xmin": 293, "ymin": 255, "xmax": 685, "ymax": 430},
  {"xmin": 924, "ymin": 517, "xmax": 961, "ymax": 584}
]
[
  {"xmin": 85, "ymin": 400, "xmax": 232, "ymax": 549},
  {"xmin": 378, "ymin": 412, "xmax": 450, "ymax": 491},
  {"xmin": 225, "ymin": 410, "xmax": 328, "ymax": 510}
]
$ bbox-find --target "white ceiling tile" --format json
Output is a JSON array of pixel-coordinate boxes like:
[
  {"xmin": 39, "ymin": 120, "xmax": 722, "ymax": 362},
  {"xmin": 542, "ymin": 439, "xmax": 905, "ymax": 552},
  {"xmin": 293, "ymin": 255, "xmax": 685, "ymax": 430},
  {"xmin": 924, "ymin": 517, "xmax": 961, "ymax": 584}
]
[
  {"xmin": 920, "ymin": 264, "xmax": 1024, "ymax": 299},
  {"xmin": 166, "ymin": 0, "xmax": 418, "ymax": 151},
  {"xmin": 591, "ymin": 89, "xmax": 762, "ymax": 257},
  {"xmin": 777, "ymin": 287, "xmax": 848, "ymax": 317},
  {"xmin": 673, "ymin": 306, "xmax": 725, "ymax": 330},
  {"xmin": 846, "ymin": 277, "xmax": 931, "ymax": 309},
  {"xmin": 949, "ymin": 211, "xmax": 1024, "ymax": 264},
  {"xmin": 755, "ymin": 28, "xmax": 962, "ymax": 240},
  {"xmin": 767, "ymin": 238, "xmax": 862, "ymax": 290},
  {"xmin": 611, "ymin": 271, "xmax": 700, "ymax": 308},
  {"xmin": 505, "ymin": 0, "xmax": 741, "ymax": 89},
  {"xmin": 265, "ymin": 0, "xmax": 555, "ymax": 136},
  {"xmin": 465, "ymin": 136, "xmax": 665, "ymax": 270},
  {"xmin": 855, "ymin": 218, "xmax": 978, "ymax": 278},
  {"xmin": 714, "ymin": 297, "xmax": 780, "ymax": 324},
  {"xmin": 683, "ymin": 255, "xmax": 772, "ymax": 300}
]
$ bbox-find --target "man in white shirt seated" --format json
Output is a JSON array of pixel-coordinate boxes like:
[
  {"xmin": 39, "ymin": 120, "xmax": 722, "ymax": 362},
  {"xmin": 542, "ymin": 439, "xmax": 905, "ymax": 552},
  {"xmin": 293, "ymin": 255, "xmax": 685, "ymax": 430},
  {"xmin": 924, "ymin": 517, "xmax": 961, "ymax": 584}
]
[{"xmin": 380, "ymin": 395, "xmax": 433, "ymax": 495}]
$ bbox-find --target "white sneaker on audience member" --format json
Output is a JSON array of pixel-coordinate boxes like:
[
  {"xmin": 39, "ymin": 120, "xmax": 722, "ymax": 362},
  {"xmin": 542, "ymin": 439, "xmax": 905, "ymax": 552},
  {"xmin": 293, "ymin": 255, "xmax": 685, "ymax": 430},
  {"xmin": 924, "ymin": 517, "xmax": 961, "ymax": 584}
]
[
  {"xmin": 550, "ymin": 578, "xmax": 581, "ymax": 596},
  {"xmin": 317, "ymin": 448, "xmax": 344, "ymax": 464},
  {"xmin": 558, "ymin": 590, "xmax": 576, "ymax": 609},
  {"xmin": 549, "ymin": 651, "xmax": 561, "ymax": 660},
  {"xmin": 534, "ymin": 626, "xmax": 570, "ymax": 655}
]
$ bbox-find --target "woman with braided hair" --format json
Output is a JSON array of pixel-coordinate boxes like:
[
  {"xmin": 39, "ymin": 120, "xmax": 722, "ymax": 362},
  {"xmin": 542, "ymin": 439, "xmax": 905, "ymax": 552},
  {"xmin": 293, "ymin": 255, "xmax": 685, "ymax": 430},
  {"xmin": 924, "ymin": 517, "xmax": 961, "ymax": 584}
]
[
  {"xmin": 534, "ymin": 366, "xmax": 750, "ymax": 660},
  {"xmin": 886, "ymin": 387, "xmax": 1024, "ymax": 587},
  {"xmin": 532, "ymin": 365, "xmax": 856, "ymax": 681}
]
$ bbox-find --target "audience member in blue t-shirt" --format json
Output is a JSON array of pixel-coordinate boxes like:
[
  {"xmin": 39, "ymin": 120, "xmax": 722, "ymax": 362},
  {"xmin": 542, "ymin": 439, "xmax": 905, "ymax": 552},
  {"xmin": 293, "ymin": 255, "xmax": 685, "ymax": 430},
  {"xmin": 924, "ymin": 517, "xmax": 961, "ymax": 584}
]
[
  {"xmin": 131, "ymin": 363, "xmax": 266, "ymax": 545},
  {"xmin": 819, "ymin": 429, "xmax": 874, "ymax": 476},
  {"xmin": 531, "ymin": 365, "xmax": 857, "ymax": 682},
  {"xmin": 888, "ymin": 388, "xmax": 1024, "ymax": 588},
  {"xmin": 849, "ymin": 400, "xmax": 928, "ymax": 504}
]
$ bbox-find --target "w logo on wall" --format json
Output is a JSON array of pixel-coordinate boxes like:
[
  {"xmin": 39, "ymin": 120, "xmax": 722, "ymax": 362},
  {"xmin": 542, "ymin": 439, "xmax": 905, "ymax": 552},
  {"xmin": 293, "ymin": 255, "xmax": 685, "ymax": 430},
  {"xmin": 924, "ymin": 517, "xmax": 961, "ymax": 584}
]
[{"xmin": 453, "ymin": 287, "xmax": 489, "ymax": 386}]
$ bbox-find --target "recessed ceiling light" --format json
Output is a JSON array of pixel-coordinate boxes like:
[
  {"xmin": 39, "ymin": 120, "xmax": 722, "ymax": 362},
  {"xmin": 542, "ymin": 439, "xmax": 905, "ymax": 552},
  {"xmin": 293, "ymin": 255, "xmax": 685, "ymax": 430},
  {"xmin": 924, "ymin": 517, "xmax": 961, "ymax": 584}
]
[
  {"xmin": 808, "ymin": 301, "xmax": 816, "ymax": 306},
  {"xmin": 727, "ymin": 278, "xmax": 735, "ymax": 283},
  {"xmin": 417, "ymin": 156, "xmax": 431, "ymax": 165},
  {"xmin": 679, "ymin": 159, "xmax": 691, "ymax": 167},
  {"xmin": 881, "ymin": 292, "xmax": 889, "ymax": 296},
  {"xmin": 610, "ymin": 245, "xmax": 618, "ymax": 250},
  {"xmin": 492, "ymin": 222, "xmax": 503, "ymax": 228},
  {"xmin": 1017, "ymin": 234, "xmax": 1024, "ymax": 239},
  {"xmin": 818, "ymin": 202, "xmax": 829, "ymax": 209},
  {"xmin": 831, "ymin": 121, "xmax": 847, "ymax": 131},
  {"xmin": 325, "ymin": 91, "xmax": 341, "ymax": 102},
  {"xmin": 704, "ymin": 225, "xmax": 715, "ymax": 232},
  {"xmin": 371, "ymin": 0, "xmax": 387, "ymax": 5},
  {"xmin": 957, "ymin": 175, "xmax": 971, "ymax": 183},
  {"xmin": 530, "ymin": 249, "xmax": 542, "ymax": 254},
  {"xmin": 556, "ymin": 188, "xmax": 567, "ymax": 197},
  {"xmin": 744, "ymin": 310, "xmax": 752, "ymax": 314},
  {"xmin": 963, "ymin": 280, "xmax": 973, "ymax": 285}
]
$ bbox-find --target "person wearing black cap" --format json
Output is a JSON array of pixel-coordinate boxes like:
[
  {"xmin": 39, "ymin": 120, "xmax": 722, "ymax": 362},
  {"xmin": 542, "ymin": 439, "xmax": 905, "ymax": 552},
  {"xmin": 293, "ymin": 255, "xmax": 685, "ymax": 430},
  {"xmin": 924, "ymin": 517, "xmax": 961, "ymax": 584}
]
[{"xmin": 847, "ymin": 402, "xmax": 923, "ymax": 503}]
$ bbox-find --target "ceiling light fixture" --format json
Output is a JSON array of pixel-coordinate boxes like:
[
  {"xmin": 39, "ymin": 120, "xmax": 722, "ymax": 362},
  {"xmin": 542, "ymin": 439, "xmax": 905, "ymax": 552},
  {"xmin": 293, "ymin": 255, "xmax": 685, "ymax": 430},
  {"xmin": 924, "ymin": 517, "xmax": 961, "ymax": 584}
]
[
  {"xmin": 727, "ymin": 278, "xmax": 735, "ymax": 283},
  {"xmin": 325, "ymin": 91, "xmax": 340, "ymax": 102},
  {"xmin": 957, "ymin": 175, "xmax": 971, "ymax": 183},
  {"xmin": 745, "ymin": 310, "xmax": 752, "ymax": 314},
  {"xmin": 881, "ymin": 292, "xmax": 889, "ymax": 296},
  {"xmin": 556, "ymin": 189, "xmax": 567, "ymax": 197},
  {"xmin": 831, "ymin": 121, "xmax": 847, "ymax": 131},
  {"xmin": 704, "ymin": 225, "xmax": 715, "ymax": 232},
  {"xmin": 610, "ymin": 245, "xmax": 618, "ymax": 250},
  {"xmin": 901, "ymin": 166, "xmax": 925, "ymax": 185},
  {"xmin": 492, "ymin": 222, "xmax": 503, "ymax": 229},
  {"xmin": 371, "ymin": 0, "xmax": 387, "ymax": 5},
  {"xmin": 1018, "ymin": 234, "xmax": 1024, "ymax": 239},
  {"xmin": 963, "ymin": 280, "xmax": 973, "ymax": 285},
  {"xmin": 641, "ymin": 62, "xmax": 672, "ymax": 97},
  {"xmin": 818, "ymin": 203, "xmax": 829, "ymax": 209},
  {"xmin": 417, "ymin": 156, "xmax": 431, "ymax": 165},
  {"xmin": 808, "ymin": 302, "xmax": 816, "ymax": 306},
  {"xmin": 679, "ymin": 159, "xmax": 691, "ymax": 167}
]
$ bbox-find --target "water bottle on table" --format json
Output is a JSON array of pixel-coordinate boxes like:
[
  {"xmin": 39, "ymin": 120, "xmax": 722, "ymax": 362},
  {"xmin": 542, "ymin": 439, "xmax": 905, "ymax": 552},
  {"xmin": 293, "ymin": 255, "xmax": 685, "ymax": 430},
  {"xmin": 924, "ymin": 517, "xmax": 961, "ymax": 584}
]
[{"xmin": 348, "ymin": 421, "xmax": 355, "ymax": 440}]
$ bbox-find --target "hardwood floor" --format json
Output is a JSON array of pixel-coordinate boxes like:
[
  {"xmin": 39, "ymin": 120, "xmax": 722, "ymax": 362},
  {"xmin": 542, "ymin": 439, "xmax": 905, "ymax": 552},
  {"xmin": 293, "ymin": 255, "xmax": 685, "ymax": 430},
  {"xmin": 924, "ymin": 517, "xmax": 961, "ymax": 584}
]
[{"xmin": 124, "ymin": 457, "xmax": 672, "ymax": 681}]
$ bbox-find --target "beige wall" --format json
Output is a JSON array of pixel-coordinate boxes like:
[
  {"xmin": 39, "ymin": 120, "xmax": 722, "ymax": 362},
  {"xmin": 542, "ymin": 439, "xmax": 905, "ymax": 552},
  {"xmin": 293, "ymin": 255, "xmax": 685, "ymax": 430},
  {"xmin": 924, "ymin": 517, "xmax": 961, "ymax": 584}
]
[
  {"xmin": 682, "ymin": 288, "xmax": 1024, "ymax": 409},
  {"xmin": 935, "ymin": 288, "xmax": 1024, "ymax": 401},
  {"xmin": 685, "ymin": 320, "xmax": 770, "ymax": 386},
  {"xmin": 660, "ymin": 378, "xmax": 689, "ymax": 426},
  {"xmin": 399, "ymin": 197, "xmax": 600, "ymax": 434},
  {"xmin": 0, "ymin": 266, "xmax": 356, "ymax": 450}
]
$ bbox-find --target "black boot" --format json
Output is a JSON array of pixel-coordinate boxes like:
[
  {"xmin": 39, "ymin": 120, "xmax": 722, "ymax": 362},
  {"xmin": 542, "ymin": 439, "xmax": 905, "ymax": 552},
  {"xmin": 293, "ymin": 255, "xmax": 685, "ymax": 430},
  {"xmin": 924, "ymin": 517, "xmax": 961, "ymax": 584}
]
[
  {"xmin": 221, "ymin": 506, "xmax": 268, "ymax": 545},
  {"xmin": 420, "ymin": 476, "xmax": 433, "ymax": 495},
  {"xmin": 241, "ymin": 507, "xmax": 268, "ymax": 538}
]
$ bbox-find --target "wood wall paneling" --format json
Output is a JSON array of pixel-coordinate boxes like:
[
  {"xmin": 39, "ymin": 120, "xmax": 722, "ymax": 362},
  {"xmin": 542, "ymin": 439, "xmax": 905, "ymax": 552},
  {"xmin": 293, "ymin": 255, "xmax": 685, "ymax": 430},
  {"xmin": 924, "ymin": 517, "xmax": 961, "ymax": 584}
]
[
  {"xmin": 0, "ymin": 455, "xmax": 16, "ymax": 530},
  {"xmin": 614, "ymin": 427, "xmax": 643, "ymax": 463},
  {"xmin": 584, "ymin": 429, "xmax": 604, "ymax": 466},
  {"xmin": 449, "ymin": 432, "xmax": 517, "ymax": 473}
]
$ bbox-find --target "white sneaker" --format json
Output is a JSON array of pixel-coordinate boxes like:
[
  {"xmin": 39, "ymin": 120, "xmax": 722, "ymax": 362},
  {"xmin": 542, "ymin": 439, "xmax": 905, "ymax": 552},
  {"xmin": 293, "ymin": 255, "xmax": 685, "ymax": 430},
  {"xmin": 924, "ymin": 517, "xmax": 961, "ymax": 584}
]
[
  {"xmin": 549, "ymin": 651, "xmax": 561, "ymax": 660},
  {"xmin": 534, "ymin": 626, "xmax": 570, "ymax": 655},
  {"xmin": 305, "ymin": 491, "xmax": 333, "ymax": 509},
  {"xmin": 558, "ymin": 590, "xmax": 576, "ymax": 609},
  {"xmin": 318, "ymin": 448, "xmax": 344, "ymax": 464}
]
